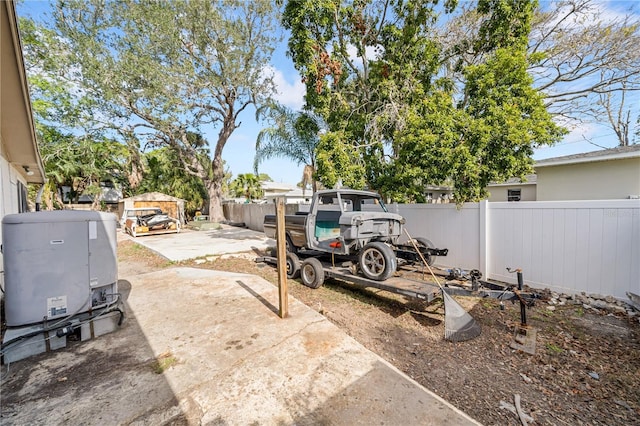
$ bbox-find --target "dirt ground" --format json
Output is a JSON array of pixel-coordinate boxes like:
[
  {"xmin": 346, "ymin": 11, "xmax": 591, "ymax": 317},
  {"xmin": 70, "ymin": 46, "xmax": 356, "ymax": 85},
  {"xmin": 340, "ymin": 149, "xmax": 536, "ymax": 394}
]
[{"xmin": 119, "ymin": 240, "xmax": 640, "ymax": 426}]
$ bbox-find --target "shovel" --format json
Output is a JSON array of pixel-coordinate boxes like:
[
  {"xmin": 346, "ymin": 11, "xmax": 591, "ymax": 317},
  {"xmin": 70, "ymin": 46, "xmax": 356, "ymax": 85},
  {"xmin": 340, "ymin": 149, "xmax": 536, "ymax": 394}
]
[{"xmin": 404, "ymin": 230, "xmax": 481, "ymax": 342}]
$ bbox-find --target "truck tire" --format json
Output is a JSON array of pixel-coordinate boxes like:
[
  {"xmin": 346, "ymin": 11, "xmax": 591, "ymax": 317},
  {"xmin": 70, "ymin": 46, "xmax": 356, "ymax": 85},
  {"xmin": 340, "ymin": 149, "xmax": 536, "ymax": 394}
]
[
  {"xmin": 415, "ymin": 237, "xmax": 435, "ymax": 266},
  {"xmin": 286, "ymin": 235, "xmax": 297, "ymax": 254},
  {"xmin": 359, "ymin": 242, "xmax": 396, "ymax": 281},
  {"xmin": 300, "ymin": 258, "xmax": 325, "ymax": 289},
  {"xmin": 286, "ymin": 252, "xmax": 300, "ymax": 279}
]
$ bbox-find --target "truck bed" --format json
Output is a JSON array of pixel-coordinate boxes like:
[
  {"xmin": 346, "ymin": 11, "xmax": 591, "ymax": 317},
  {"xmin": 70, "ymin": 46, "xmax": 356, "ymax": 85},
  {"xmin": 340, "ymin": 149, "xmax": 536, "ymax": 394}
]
[{"xmin": 263, "ymin": 212, "xmax": 307, "ymax": 247}]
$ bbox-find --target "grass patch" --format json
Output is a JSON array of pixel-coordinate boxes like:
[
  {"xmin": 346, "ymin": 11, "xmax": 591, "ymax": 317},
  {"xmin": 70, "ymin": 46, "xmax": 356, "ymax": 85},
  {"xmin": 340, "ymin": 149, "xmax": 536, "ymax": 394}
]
[
  {"xmin": 150, "ymin": 351, "xmax": 178, "ymax": 374},
  {"xmin": 545, "ymin": 343, "xmax": 564, "ymax": 354}
]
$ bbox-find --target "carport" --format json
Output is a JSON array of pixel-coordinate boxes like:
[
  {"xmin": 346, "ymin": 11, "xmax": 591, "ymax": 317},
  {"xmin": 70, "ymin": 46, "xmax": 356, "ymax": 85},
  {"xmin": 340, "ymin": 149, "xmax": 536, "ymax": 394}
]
[{"xmin": 119, "ymin": 192, "xmax": 186, "ymax": 224}]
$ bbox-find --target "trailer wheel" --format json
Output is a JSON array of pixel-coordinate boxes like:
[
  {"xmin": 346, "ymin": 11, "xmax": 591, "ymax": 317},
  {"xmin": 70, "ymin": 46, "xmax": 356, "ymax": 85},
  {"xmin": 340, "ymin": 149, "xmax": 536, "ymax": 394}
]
[
  {"xmin": 359, "ymin": 242, "xmax": 397, "ymax": 281},
  {"xmin": 286, "ymin": 252, "xmax": 301, "ymax": 279},
  {"xmin": 300, "ymin": 258, "xmax": 325, "ymax": 289},
  {"xmin": 415, "ymin": 238, "xmax": 435, "ymax": 266}
]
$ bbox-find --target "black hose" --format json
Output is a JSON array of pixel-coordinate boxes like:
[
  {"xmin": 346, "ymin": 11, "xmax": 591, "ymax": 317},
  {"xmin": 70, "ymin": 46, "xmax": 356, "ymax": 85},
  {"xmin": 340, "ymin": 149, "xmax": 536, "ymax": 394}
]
[
  {"xmin": 1, "ymin": 305, "xmax": 124, "ymax": 353},
  {"xmin": 1, "ymin": 322, "xmax": 72, "ymax": 351}
]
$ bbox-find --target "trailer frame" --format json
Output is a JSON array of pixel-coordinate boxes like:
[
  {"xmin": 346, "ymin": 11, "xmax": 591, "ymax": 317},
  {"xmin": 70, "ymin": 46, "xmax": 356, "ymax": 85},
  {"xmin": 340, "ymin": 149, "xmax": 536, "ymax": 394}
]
[{"xmin": 256, "ymin": 255, "xmax": 541, "ymax": 305}]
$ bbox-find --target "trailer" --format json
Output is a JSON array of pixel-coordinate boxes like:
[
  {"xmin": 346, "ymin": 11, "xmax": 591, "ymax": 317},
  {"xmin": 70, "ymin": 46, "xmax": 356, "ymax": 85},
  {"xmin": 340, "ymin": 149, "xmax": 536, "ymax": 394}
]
[
  {"xmin": 122, "ymin": 207, "xmax": 181, "ymax": 237},
  {"xmin": 256, "ymin": 253, "xmax": 541, "ymax": 305}
]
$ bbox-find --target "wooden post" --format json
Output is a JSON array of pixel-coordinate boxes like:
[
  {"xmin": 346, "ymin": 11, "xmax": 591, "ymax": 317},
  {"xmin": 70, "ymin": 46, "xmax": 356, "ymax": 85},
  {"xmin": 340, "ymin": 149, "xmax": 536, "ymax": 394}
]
[{"xmin": 276, "ymin": 197, "xmax": 288, "ymax": 318}]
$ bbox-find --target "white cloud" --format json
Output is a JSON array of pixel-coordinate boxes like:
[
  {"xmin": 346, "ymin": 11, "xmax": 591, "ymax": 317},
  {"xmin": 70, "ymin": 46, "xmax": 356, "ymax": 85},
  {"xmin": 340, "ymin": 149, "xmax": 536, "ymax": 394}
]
[
  {"xmin": 344, "ymin": 44, "xmax": 384, "ymax": 68},
  {"xmin": 266, "ymin": 65, "xmax": 305, "ymax": 110}
]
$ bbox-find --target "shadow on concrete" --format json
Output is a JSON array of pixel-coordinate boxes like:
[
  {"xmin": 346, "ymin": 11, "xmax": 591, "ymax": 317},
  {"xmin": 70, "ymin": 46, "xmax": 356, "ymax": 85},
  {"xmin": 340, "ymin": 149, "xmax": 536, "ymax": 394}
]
[
  {"xmin": 0, "ymin": 278, "xmax": 188, "ymax": 425},
  {"xmin": 288, "ymin": 360, "xmax": 475, "ymax": 425},
  {"xmin": 206, "ymin": 228, "xmax": 266, "ymax": 241},
  {"xmin": 236, "ymin": 279, "xmax": 280, "ymax": 316}
]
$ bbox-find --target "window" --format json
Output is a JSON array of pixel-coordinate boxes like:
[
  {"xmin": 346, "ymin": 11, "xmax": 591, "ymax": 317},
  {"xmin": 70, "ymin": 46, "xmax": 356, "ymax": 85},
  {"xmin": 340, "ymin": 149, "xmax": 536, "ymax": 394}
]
[{"xmin": 508, "ymin": 189, "xmax": 521, "ymax": 202}]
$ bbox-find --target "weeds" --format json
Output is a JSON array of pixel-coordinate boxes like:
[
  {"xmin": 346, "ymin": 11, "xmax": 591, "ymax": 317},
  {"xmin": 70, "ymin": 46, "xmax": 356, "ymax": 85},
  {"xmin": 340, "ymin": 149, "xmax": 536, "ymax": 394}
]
[
  {"xmin": 545, "ymin": 343, "xmax": 563, "ymax": 354},
  {"xmin": 151, "ymin": 352, "xmax": 178, "ymax": 374}
]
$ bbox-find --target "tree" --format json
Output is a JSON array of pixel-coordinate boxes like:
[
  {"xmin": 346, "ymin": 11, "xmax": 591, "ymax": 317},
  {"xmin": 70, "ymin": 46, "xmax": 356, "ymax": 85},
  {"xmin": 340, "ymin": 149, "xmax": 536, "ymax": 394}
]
[
  {"xmin": 255, "ymin": 105, "xmax": 323, "ymax": 193},
  {"xmin": 442, "ymin": 0, "xmax": 640, "ymax": 147},
  {"xmin": 230, "ymin": 174, "xmax": 263, "ymax": 201},
  {"xmin": 284, "ymin": 0, "xmax": 564, "ymax": 202},
  {"xmin": 53, "ymin": 0, "xmax": 280, "ymax": 221},
  {"xmin": 137, "ymin": 147, "xmax": 209, "ymax": 217},
  {"xmin": 19, "ymin": 14, "xmax": 141, "ymax": 207}
]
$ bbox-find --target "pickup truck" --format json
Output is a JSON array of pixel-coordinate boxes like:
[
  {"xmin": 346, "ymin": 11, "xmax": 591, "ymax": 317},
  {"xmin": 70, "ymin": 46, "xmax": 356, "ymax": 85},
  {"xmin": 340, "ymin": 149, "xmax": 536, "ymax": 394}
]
[{"xmin": 264, "ymin": 189, "xmax": 447, "ymax": 281}]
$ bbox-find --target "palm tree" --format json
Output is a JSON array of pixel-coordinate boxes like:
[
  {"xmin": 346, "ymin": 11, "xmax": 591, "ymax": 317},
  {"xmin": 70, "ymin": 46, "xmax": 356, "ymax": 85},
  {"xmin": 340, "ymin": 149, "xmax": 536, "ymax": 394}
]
[
  {"xmin": 230, "ymin": 173, "xmax": 263, "ymax": 202},
  {"xmin": 255, "ymin": 105, "xmax": 324, "ymax": 194}
]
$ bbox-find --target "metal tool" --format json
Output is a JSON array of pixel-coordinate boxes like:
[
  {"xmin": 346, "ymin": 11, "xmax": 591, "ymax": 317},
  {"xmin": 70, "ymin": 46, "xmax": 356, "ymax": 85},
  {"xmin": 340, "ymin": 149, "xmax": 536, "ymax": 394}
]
[
  {"xmin": 404, "ymin": 229, "xmax": 481, "ymax": 342},
  {"xmin": 507, "ymin": 268, "xmax": 537, "ymax": 354}
]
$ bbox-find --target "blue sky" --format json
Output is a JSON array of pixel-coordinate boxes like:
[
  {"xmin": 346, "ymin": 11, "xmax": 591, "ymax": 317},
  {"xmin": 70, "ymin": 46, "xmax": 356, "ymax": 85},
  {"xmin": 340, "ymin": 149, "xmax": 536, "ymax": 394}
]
[{"xmin": 17, "ymin": 0, "xmax": 638, "ymax": 186}]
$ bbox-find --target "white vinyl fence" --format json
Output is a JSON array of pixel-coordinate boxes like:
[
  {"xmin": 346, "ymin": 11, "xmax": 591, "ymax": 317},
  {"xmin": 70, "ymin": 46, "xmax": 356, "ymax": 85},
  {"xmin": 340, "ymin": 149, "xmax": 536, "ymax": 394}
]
[
  {"xmin": 393, "ymin": 200, "xmax": 640, "ymax": 300},
  {"xmin": 230, "ymin": 199, "xmax": 640, "ymax": 299}
]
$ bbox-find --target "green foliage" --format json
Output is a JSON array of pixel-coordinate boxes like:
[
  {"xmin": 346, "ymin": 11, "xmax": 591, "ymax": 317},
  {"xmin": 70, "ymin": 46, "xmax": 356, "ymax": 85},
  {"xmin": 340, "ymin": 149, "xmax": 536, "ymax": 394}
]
[
  {"xmin": 137, "ymin": 147, "xmax": 209, "ymax": 216},
  {"xmin": 48, "ymin": 0, "xmax": 280, "ymax": 220},
  {"xmin": 315, "ymin": 132, "xmax": 367, "ymax": 190},
  {"xmin": 283, "ymin": 0, "xmax": 565, "ymax": 203},
  {"xmin": 255, "ymin": 105, "xmax": 322, "ymax": 191},
  {"xmin": 545, "ymin": 342, "xmax": 563, "ymax": 354},
  {"xmin": 229, "ymin": 173, "xmax": 264, "ymax": 201}
]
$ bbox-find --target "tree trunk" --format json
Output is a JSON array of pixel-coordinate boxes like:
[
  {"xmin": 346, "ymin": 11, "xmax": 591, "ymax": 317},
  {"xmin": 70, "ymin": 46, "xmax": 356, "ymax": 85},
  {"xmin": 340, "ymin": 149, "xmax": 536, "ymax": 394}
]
[{"xmin": 207, "ymin": 154, "xmax": 226, "ymax": 222}]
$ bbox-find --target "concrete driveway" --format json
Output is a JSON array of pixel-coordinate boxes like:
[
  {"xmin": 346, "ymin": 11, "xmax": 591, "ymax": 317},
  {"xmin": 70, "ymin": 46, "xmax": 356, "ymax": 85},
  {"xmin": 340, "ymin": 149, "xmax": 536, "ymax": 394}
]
[
  {"xmin": 121, "ymin": 225, "xmax": 275, "ymax": 261},
  {"xmin": 1, "ymin": 226, "xmax": 480, "ymax": 425}
]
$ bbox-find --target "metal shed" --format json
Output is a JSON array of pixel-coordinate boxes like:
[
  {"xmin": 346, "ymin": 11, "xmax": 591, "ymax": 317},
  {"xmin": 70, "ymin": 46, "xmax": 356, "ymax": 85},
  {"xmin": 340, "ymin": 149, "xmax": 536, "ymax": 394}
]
[{"xmin": 118, "ymin": 192, "xmax": 186, "ymax": 224}]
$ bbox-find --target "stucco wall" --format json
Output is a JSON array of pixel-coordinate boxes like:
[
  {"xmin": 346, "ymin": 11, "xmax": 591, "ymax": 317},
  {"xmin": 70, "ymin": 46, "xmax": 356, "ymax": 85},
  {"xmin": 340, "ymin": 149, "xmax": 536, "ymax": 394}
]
[
  {"xmin": 537, "ymin": 157, "xmax": 640, "ymax": 201},
  {"xmin": 486, "ymin": 184, "xmax": 536, "ymax": 202}
]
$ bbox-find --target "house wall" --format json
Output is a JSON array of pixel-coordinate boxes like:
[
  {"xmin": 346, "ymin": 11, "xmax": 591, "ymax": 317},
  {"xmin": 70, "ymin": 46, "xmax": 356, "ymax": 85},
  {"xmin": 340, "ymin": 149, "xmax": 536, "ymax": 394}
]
[
  {"xmin": 536, "ymin": 157, "xmax": 640, "ymax": 201},
  {"xmin": 486, "ymin": 184, "xmax": 536, "ymax": 202},
  {"xmin": 0, "ymin": 156, "xmax": 28, "ymax": 290}
]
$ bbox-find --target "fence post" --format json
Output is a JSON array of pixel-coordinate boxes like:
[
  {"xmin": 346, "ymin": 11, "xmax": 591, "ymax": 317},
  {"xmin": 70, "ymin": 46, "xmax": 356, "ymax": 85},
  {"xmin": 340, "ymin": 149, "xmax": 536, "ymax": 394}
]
[
  {"xmin": 479, "ymin": 200, "xmax": 489, "ymax": 276},
  {"xmin": 275, "ymin": 197, "xmax": 289, "ymax": 318}
]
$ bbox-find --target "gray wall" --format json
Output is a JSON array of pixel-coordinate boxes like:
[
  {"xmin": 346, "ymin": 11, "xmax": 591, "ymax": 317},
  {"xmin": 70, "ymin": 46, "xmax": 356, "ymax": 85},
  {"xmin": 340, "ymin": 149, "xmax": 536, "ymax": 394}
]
[{"xmin": 224, "ymin": 203, "xmax": 298, "ymax": 232}]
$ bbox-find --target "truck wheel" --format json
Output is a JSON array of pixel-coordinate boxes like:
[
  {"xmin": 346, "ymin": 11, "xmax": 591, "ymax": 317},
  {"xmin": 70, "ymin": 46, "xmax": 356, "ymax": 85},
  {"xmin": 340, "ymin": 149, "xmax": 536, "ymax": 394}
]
[
  {"xmin": 286, "ymin": 252, "xmax": 300, "ymax": 279},
  {"xmin": 300, "ymin": 258, "xmax": 325, "ymax": 289},
  {"xmin": 286, "ymin": 235, "xmax": 297, "ymax": 254},
  {"xmin": 359, "ymin": 242, "xmax": 396, "ymax": 281},
  {"xmin": 415, "ymin": 238, "xmax": 435, "ymax": 266}
]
